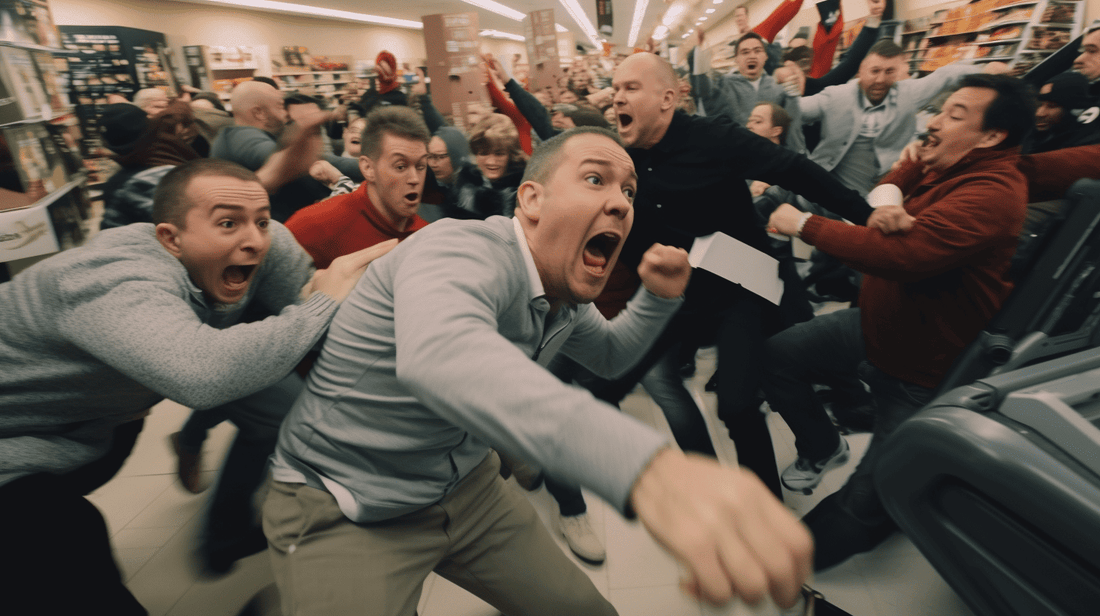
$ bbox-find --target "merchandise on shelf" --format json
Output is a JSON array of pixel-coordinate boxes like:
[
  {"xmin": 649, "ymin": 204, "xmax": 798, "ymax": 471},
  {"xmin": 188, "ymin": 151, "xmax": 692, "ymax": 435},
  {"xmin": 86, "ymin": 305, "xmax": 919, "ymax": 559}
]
[
  {"xmin": 0, "ymin": 45, "xmax": 50, "ymax": 122},
  {"xmin": 0, "ymin": 0, "xmax": 61, "ymax": 48},
  {"xmin": 30, "ymin": 49, "xmax": 66, "ymax": 111},
  {"xmin": 1, "ymin": 121, "xmax": 70, "ymax": 200}
]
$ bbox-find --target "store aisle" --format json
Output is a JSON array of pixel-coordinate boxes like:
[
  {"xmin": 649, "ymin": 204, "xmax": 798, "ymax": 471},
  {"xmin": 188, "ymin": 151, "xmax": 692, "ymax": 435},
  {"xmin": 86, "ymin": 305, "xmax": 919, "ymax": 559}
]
[{"xmin": 90, "ymin": 348, "xmax": 974, "ymax": 616}]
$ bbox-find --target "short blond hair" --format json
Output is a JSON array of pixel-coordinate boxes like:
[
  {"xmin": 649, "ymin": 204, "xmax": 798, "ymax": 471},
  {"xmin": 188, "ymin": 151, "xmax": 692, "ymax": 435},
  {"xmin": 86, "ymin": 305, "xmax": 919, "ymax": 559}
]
[{"xmin": 468, "ymin": 114, "xmax": 527, "ymax": 167}]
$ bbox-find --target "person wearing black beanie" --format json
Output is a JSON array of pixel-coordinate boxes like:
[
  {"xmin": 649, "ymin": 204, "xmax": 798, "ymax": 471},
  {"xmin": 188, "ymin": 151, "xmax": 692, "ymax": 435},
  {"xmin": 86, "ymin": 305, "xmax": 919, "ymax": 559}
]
[{"xmin": 1022, "ymin": 71, "xmax": 1100, "ymax": 154}]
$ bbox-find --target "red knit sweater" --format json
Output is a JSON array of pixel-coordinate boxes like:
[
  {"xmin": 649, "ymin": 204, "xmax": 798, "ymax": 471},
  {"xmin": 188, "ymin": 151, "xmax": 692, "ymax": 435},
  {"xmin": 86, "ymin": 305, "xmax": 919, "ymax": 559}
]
[
  {"xmin": 801, "ymin": 147, "xmax": 1027, "ymax": 388},
  {"xmin": 285, "ymin": 183, "xmax": 429, "ymax": 269}
]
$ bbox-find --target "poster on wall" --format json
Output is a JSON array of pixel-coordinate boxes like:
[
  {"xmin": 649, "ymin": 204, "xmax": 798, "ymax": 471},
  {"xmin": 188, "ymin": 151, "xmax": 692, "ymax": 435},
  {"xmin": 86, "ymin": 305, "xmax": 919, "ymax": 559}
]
[
  {"xmin": 422, "ymin": 12, "xmax": 488, "ymax": 133},
  {"xmin": 523, "ymin": 9, "xmax": 563, "ymax": 92}
]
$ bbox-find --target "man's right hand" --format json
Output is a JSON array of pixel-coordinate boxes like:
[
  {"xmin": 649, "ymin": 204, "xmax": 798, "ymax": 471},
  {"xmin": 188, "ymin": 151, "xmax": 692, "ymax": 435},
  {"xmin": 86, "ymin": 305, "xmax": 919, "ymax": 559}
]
[
  {"xmin": 631, "ymin": 449, "xmax": 814, "ymax": 608},
  {"xmin": 308, "ymin": 239, "xmax": 399, "ymax": 303},
  {"xmin": 256, "ymin": 109, "xmax": 331, "ymax": 192}
]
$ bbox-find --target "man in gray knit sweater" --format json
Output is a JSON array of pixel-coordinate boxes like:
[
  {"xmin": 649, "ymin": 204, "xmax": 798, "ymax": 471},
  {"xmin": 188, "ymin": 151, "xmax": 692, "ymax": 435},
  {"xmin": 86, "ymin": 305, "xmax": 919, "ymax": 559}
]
[{"xmin": 0, "ymin": 159, "xmax": 392, "ymax": 615}]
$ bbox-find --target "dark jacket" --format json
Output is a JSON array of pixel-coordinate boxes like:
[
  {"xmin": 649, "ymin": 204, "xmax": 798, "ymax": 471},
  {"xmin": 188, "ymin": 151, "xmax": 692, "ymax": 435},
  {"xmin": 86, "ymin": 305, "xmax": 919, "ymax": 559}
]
[{"xmin": 446, "ymin": 161, "xmax": 525, "ymax": 220}]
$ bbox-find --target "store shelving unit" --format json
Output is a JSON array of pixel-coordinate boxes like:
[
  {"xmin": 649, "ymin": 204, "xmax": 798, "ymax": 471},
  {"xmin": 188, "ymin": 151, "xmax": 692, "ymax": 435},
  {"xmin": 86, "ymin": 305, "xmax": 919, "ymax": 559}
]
[
  {"xmin": 2, "ymin": 8, "xmax": 93, "ymax": 282},
  {"xmin": 913, "ymin": 0, "xmax": 1085, "ymax": 75},
  {"xmin": 182, "ymin": 45, "xmax": 268, "ymax": 109}
]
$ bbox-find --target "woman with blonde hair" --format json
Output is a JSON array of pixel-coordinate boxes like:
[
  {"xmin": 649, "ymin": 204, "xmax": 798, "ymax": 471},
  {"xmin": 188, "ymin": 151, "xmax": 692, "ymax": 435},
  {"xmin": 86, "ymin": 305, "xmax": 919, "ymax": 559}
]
[{"xmin": 446, "ymin": 113, "xmax": 528, "ymax": 219}]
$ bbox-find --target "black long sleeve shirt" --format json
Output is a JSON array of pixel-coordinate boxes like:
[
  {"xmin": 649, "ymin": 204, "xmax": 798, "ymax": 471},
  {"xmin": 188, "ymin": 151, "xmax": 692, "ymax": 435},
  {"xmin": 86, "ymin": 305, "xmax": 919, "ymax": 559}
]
[{"xmin": 623, "ymin": 111, "xmax": 873, "ymax": 304}]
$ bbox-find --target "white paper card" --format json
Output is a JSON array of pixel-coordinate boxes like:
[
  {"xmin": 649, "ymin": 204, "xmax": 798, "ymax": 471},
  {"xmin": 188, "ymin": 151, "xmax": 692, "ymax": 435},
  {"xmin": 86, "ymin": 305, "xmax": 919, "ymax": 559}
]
[{"xmin": 689, "ymin": 232, "xmax": 784, "ymax": 305}]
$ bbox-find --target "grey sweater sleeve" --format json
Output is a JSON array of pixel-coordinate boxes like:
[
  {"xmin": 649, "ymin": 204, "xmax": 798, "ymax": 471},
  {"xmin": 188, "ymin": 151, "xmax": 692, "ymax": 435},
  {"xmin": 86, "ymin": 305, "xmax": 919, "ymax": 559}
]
[
  {"xmin": 56, "ymin": 229, "xmax": 337, "ymax": 410},
  {"xmin": 560, "ymin": 286, "xmax": 684, "ymax": 380},
  {"xmin": 391, "ymin": 226, "xmax": 669, "ymax": 514}
]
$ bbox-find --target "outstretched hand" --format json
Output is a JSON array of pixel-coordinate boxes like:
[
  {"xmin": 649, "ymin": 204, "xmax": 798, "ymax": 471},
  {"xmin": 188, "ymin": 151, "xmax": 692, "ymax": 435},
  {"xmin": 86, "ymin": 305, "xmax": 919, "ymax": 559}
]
[
  {"xmin": 482, "ymin": 52, "xmax": 510, "ymax": 85},
  {"xmin": 255, "ymin": 108, "xmax": 332, "ymax": 192},
  {"xmin": 307, "ymin": 239, "xmax": 399, "ymax": 303},
  {"xmin": 631, "ymin": 450, "xmax": 814, "ymax": 608}
]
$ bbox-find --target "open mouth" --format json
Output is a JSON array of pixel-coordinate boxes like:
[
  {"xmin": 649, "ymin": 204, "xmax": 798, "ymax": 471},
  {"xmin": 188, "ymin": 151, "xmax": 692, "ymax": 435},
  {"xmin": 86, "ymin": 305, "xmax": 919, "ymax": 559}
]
[
  {"xmin": 617, "ymin": 113, "xmax": 634, "ymax": 129},
  {"xmin": 921, "ymin": 132, "xmax": 940, "ymax": 148},
  {"xmin": 222, "ymin": 264, "xmax": 258, "ymax": 292},
  {"xmin": 404, "ymin": 191, "xmax": 420, "ymax": 204},
  {"xmin": 582, "ymin": 232, "xmax": 622, "ymax": 275}
]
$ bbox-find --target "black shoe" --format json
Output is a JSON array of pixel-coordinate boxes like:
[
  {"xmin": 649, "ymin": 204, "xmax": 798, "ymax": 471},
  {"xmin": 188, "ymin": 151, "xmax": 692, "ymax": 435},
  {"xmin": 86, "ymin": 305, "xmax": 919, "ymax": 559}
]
[{"xmin": 802, "ymin": 493, "xmax": 897, "ymax": 571}]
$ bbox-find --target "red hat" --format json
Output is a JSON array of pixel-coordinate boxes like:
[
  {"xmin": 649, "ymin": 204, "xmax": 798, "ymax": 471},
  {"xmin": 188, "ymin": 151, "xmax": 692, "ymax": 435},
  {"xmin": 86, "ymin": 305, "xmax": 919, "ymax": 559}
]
[{"xmin": 376, "ymin": 50, "xmax": 398, "ymax": 94}]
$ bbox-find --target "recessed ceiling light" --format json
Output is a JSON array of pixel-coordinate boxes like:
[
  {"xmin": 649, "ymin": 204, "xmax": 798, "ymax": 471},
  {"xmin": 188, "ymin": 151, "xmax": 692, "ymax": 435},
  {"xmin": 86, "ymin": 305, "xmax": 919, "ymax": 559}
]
[
  {"xmin": 558, "ymin": 0, "xmax": 602, "ymax": 47},
  {"xmin": 480, "ymin": 29, "xmax": 525, "ymax": 41},
  {"xmin": 699, "ymin": 16, "xmax": 707, "ymax": 21},
  {"xmin": 706, "ymin": 8, "xmax": 715, "ymax": 13},
  {"xmin": 199, "ymin": 0, "xmax": 422, "ymax": 28},
  {"xmin": 459, "ymin": 0, "xmax": 525, "ymax": 21},
  {"xmin": 628, "ymin": 0, "xmax": 652, "ymax": 47}
]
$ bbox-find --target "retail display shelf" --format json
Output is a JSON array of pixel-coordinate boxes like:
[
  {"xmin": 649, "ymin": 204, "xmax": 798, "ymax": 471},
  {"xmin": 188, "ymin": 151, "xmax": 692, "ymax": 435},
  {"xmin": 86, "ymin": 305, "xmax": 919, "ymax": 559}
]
[
  {"xmin": 0, "ymin": 40, "xmax": 66, "ymax": 54},
  {"xmin": 0, "ymin": 107, "xmax": 76, "ymax": 129},
  {"xmin": 2, "ymin": 173, "xmax": 86, "ymax": 214}
]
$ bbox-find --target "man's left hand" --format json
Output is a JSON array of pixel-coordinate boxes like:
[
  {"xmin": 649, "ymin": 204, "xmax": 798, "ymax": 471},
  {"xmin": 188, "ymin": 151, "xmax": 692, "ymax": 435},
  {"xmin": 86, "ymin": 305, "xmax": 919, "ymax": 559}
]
[
  {"xmin": 867, "ymin": 205, "xmax": 915, "ymax": 234},
  {"xmin": 767, "ymin": 203, "xmax": 806, "ymax": 237},
  {"xmin": 638, "ymin": 244, "xmax": 692, "ymax": 299}
]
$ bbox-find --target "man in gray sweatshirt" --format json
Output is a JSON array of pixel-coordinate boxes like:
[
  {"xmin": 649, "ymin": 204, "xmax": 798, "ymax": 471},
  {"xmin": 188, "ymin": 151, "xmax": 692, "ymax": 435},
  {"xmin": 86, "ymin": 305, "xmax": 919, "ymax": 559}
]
[
  {"xmin": 0, "ymin": 158, "xmax": 391, "ymax": 615},
  {"xmin": 264, "ymin": 128, "xmax": 813, "ymax": 615}
]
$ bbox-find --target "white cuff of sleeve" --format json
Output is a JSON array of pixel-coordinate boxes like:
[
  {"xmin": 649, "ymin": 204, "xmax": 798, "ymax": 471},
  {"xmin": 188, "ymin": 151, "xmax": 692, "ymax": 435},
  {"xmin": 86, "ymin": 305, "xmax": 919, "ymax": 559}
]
[{"xmin": 795, "ymin": 212, "xmax": 813, "ymax": 238}]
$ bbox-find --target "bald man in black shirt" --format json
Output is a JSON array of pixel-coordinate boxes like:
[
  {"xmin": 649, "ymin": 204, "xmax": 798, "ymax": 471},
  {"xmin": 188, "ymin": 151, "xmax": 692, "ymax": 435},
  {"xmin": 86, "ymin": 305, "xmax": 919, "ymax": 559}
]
[{"xmin": 601, "ymin": 52, "xmax": 907, "ymax": 496}]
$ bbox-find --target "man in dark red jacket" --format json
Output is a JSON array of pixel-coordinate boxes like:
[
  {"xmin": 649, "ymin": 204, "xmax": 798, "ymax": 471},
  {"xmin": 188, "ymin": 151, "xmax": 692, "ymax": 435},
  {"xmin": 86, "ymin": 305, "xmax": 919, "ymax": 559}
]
[{"xmin": 763, "ymin": 74, "xmax": 1037, "ymax": 571}]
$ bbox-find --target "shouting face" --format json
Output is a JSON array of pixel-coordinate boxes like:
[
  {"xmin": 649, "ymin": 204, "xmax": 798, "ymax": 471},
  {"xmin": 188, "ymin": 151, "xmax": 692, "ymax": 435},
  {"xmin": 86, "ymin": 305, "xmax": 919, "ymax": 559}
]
[
  {"xmin": 159, "ymin": 175, "xmax": 272, "ymax": 305},
  {"xmin": 518, "ymin": 133, "xmax": 637, "ymax": 305}
]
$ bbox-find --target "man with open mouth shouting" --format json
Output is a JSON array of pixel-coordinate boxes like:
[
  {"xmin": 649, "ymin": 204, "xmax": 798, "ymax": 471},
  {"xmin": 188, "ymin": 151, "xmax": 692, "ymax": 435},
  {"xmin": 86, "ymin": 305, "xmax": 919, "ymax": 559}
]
[
  {"xmin": 263, "ymin": 127, "xmax": 813, "ymax": 615},
  {"xmin": 0, "ymin": 158, "xmax": 393, "ymax": 614},
  {"xmin": 597, "ymin": 51, "xmax": 888, "ymax": 504}
]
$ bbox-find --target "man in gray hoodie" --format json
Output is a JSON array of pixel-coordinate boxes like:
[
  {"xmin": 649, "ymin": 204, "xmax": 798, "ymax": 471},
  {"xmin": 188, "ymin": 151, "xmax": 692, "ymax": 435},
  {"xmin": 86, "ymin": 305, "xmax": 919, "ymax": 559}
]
[{"xmin": 0, "ymin": 158, "xmax": 392, "ymax": 614}]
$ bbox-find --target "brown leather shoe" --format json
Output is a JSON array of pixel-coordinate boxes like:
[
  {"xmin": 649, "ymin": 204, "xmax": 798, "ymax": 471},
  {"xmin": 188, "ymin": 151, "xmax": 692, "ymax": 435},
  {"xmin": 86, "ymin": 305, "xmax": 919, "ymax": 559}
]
[{"xmin": 170, "ymin": 432, "xmax": 206, "ymax": 493}]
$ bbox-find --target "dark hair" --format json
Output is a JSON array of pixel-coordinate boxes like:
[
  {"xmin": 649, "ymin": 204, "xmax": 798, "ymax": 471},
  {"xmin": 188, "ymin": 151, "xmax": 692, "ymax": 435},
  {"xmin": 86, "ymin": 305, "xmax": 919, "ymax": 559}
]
[
  {"xmin": 361, "ymin": 105, "xmax": 431, "ymax": 160},
  {"xmin": 192, "ymin": 91, "xmax": 226, "ymax": 112},
  {"xmin": 735, "ymin": 32, "xmax": 767, "ymax": 55},
  {"xmin": 783, "ymin": 46, "xmax": 813, "ymax": 65},
  {"xmin": 866, "ymin": 40, "xmax": 904, "ymax": 60},
  {"xmin": 284, "ymin": 93, "xmax": 325, "ymax": 111},
  {"xmin": 753, "ymin": 101, "xmax": 792, "ymax": 144},
  {"xmin": 522, "ymin": 127, "xmax": 624, "ymax": 186},
  {"xmin": 957, "ymin": 73, "xmax": 1038, "ymax": 149},
  {"xmin": 252, "ymin": 76, "xmax": 279, "ymax": 90},
  {"xmin": 153, "ymin": 159, "xmax": 262, "ymax": 227}
]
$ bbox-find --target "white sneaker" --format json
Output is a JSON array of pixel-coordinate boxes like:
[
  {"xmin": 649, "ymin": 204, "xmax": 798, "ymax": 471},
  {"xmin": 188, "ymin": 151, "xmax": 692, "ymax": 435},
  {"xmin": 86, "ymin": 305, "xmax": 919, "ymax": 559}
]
[
  {"xmin": 559, "ymin": 513, "xmax": 606, "ymax": 565},
  {"xmin": 781, "ymin": 436, "xmax": 850, "ymax": 494}
]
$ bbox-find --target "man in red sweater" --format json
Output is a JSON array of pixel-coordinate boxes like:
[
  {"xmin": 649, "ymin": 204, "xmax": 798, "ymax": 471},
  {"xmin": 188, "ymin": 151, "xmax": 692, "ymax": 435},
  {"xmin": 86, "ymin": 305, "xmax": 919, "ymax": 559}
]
[
  {"xmin": 287, "ymin": 106, "xmax": 431, "ymax": 268},
  {"xmin": 763, "ymin": 74, "xmax": 1037, "ymax": 570}
]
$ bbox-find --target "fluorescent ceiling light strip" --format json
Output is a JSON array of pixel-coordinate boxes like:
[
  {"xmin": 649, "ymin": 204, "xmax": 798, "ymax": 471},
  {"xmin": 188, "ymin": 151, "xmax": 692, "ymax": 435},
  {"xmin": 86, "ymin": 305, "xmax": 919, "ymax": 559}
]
[
  {"xmin": 558, "ymin": 0, "xmax": 602, "ymax": 47},
  {"xmin": 556, "ymin": 23, "xmax": 569, "ymax": 33},
  {"xmin": 628, "ymin": 0, "xmax": 650, "ymax": 47},
  {"xmin": 201, "ymin": 0, "xmax": 422, "ymax": 28},
  {"xmin": 481, "ymin": 29, "xmax": 525, "ymax": 41},
  {"xmin": 460, "ymin": 0, "xmax": 525, "ymax": 21}
]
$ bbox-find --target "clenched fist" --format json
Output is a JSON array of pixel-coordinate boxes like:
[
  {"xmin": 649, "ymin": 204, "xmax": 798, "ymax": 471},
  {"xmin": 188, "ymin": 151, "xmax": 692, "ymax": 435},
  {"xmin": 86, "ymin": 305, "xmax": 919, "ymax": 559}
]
[{"xmin": 638, "ymin": 243, "xmax": 691, "ymax": 299}]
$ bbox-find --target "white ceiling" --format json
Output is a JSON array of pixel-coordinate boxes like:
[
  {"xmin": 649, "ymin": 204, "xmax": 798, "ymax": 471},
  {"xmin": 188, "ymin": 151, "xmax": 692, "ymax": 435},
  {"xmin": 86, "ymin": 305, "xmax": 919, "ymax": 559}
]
[{"xmin": 184, "ymin": 0, "xmax": 739, "ymax": 50}]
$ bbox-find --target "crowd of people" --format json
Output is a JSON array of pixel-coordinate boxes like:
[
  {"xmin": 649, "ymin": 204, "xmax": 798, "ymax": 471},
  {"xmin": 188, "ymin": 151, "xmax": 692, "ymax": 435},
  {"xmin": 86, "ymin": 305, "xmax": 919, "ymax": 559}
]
[{"xmin": 3, "ymin": 1, "xmax": 1100, "ymax": 614}]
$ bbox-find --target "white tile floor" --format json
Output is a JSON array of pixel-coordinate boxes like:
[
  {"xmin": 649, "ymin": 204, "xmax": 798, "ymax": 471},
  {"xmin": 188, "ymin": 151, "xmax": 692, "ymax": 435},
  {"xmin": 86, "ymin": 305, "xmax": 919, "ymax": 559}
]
[{"xmin": 93, "ymin": 348, "xmax": 975, "ymax": 616}]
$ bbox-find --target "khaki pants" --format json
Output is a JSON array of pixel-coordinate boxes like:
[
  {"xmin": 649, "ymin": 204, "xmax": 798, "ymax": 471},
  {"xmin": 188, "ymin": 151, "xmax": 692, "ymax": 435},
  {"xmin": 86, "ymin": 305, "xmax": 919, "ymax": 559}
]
[{"xmin": 263, "ymin": 452, "xmax": 617, "ymax": 616}]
